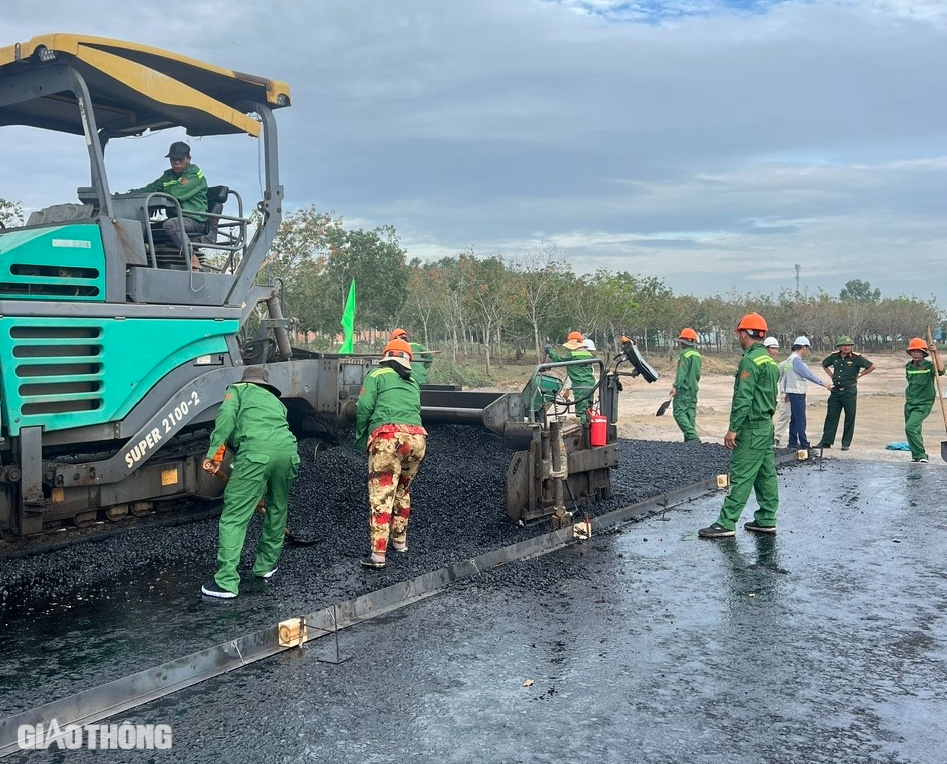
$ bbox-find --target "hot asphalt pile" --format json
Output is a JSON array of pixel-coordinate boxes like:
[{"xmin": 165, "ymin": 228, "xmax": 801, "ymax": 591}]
[{"xmin": 0, "ymin": 426, "xmax": 750, "ymax": 712}]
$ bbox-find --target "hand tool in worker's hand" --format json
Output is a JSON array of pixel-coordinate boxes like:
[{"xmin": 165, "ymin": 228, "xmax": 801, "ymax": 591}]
[
  {"xmin": 204, "ymin": 459, "xmax": 315, "ymax": 545},
  {"xmin": 656, "ymin": 399, "xmax": 672, "ymax": 417},
  {"xmin": 925, "ymin": 326, "xmax": 947, "ymax": 462}
]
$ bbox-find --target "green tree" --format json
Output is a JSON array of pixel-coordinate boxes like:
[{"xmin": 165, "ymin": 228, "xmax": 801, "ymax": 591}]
[
  {"xmin": 839, "ymin": 279, "xmax": 881, "ymax": 302},
  {"xmin": 509, "ymin": 244, "xmax": 573, "ymax": 361},
  {"xmin": 0, "ymin": 198, "xmax": 23, "ymax": 227}
]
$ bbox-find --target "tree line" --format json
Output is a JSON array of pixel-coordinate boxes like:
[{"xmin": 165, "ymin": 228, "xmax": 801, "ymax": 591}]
[
  {"xmin": 258, "ymin": 206, "xmax": 942, "ymax": 367},
  {"xmin": 1, "ymin": 199, "xmax": 941, "ymax": 366}
]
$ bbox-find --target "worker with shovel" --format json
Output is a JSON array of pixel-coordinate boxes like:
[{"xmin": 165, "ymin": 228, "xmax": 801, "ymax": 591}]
[
  {"xmin": 355, "ymin": 338, "xmax": 428, "ymax": 569},
  {"xmin": 200, "ymin": 366, "xmax": 300, "ymax": 599},
  {"xmin": 669, "ymin": 328, "xmax": 702, "ymax": 442},
  {"xmin": 903, "ymin": 338, "xmax": 945, "ymax": 463}
]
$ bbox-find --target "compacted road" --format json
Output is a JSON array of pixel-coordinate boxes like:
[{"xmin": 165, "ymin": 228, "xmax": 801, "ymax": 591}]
[{"xmin": 2, "ymin": 431, "xmax": 945, "ymax": 763}]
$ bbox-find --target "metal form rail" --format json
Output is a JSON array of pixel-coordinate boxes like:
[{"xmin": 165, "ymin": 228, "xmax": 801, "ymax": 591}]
[{"xmin": 0, "ymin": 450, "xmax": 804, "ymax": 757}]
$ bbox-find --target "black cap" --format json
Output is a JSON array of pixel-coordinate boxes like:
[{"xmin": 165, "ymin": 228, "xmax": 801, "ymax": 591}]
[{"xmin": 165, "ymin": 141, "xmax": 190, "ymax": 159}]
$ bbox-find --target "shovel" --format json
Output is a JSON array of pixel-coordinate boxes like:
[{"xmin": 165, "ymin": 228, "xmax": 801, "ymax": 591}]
[
  {"xmin": 656, "ymin": 398, "xmax": 672, "ymax": 417},
  {"xmin": 208, "ymin": 462, "xmax": 316, "ymax": 546},
  {"xmin": 926, "ymin": 327, "xmax": 947, "ymax": 462}
]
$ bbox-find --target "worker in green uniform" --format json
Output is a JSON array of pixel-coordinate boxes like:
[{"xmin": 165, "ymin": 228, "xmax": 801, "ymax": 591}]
[
  {"xmin": 200, "ymin": 365, "xmax": 300, "ymax": 598},
  {"xmin": 390, "ymin": 328, "xmax": 434, "ymax": 384},
  {"xmin": 356, "ymin": 338, "xmax": 428, "ymax": 569},
  {"xmin": 699, "ymin": 313, "xmax": 781, "ymax": 538},
  {"xmin": 816, "ymin": 336, "xmax": 875, "ymax": 451},
  {"xmin": 670, "ymin": 327, "xmax": 702, "ymax": 442},
  {"xmin": 903, "ymin": 337, "xmax": 945, "ymax": 463},
  {"xmin": 128, "ymin": 141, "xmax": 208, "ymax": 262},
  {"xmin": 545, "ymin": 331, "xmax": 597, "ymax": 422}
]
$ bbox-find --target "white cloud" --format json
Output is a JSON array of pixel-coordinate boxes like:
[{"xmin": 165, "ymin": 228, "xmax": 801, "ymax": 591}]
[{"xmin": 0, "ymin": 0, "xmax": 945, "ymax": 305}]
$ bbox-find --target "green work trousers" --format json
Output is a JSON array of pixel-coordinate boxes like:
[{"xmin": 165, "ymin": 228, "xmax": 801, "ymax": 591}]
[
  {"xmin": 672, "ymin": 395, "xmax": 699, "ymax": 441},
  {"xmin": 214, "ymin": 448, "xmax": 300, "ymax": 594},
  {"xmin": 716, "ymin": 421, "xmax": 779, "ymax": 530},
  {"xmin": 904, "ymin": 400, "xmax": 933, "ymax": 461},
  {"xmin": 820, "ymin": 388, "xmax": 857, "ymax": 448},
  {"xmin": 573, "ymin": 385, "xmax": 594, "ymax": 423}
]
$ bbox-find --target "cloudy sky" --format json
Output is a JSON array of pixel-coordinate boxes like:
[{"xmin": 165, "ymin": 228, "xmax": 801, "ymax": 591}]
[{"xmin": 2, "ymin": 0, "xmax": 946, "ymax": 304}]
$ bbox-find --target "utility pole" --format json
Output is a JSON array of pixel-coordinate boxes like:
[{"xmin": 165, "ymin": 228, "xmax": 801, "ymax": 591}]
[{"xmin": 795, "ymin": 264, "xmax": 801, "ymax": 297}]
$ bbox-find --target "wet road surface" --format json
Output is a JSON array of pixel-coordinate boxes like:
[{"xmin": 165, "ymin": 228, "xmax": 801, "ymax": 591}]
[{"xmin": 4, "ymin": 456, "xmax": 947, "ymax": 762}]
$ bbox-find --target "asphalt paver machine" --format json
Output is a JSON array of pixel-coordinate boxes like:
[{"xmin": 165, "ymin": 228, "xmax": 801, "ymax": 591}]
[{"xmin": 0, "ymin": 34, "xmax": 369, "ymax": 537}]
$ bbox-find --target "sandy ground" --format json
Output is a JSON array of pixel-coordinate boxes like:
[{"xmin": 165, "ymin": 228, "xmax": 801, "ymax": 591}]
[{"xmin": 614, "ymin": 352, "xmax": 947, "ymax": 464}]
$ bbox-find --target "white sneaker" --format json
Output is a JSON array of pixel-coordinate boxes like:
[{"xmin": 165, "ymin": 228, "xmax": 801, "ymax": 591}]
[
  {"xmin": 255, "ymin": 568, "xmax": 278, "ymax": 579},
  {"xmin": 918, "ymin": 458, "xmax": 929, "ymax": 464}
]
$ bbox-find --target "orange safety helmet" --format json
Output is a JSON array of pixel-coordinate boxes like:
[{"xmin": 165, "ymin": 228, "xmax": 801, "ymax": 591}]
[
  {"xmin": 736, "ymin": 312, "xmax": 768, "ymax": 333},
  {"xmin": 678, "ymin": 328, "xmax": 698, "ymax": 343},
  {"xmin": 382, "ymin": 338, "xmax": 413, "ymax": 370},
  {"xmin": 390, "ymin": 328, "xmax": 408, "ymax": 340},
  {"xmin": 906, "ymin": 337, "xmax": 929, "ymax": 355},
  {"xmin": 567, "ymin": 331, "xmax": 584, "ymax": 342}
]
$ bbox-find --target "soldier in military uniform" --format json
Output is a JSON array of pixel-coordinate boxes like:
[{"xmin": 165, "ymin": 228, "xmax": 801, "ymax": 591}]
[
  {"xmin": 816, "ymin": 336, "xmax": 875, "ymax": 451},
  {"xmin": 355, "ymin": 338, "xmax": 428, "ymax": 569},
  {"xmin": 699, "ymin": 313, "xmax": 781, "ymax": 538}
]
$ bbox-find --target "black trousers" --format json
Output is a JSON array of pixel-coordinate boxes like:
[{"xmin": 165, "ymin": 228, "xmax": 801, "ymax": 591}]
[{"xmin": 820, "ymin": 388, "xmax": 857, "ymax": 447}]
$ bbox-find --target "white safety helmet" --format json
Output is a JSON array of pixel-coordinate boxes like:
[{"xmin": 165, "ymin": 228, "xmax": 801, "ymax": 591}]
[
  {"xmin": 763, "ymin": 337, "xmax": 779, "ymax": 348},
  {"xmin": 584, "ymin": 339, "xmax": 596, "ymax": 352},
  {"xmin": 793, "ymin": 336, "xmax": 811, "ymax": 347}
]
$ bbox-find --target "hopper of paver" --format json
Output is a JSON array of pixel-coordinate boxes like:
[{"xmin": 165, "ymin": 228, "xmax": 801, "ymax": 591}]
[{"xmin": 416, "ymin": 337, "xmax": 659, "ymax": 524}]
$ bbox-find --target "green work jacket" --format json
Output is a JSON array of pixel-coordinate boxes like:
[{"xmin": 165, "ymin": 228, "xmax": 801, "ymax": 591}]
[
  {"xmin": 206, "ymin": 382, "xmax": 297, "ymax": 460},
  {"xmin": 673, "ymin": 348, "xmax": 701, "ymax": 397},
  {"xmin": 408, "ymin": 342, "xmax": 433, "ymax": 385},
  {"xmin": 546, "ymin": 346, "xmax": 596, "ymax": 389},
  {"xmin": 905, "ymin": 359, "xmax": 945, "ymax": 405},
  {"xmin": 728, "ymin": 342, "xmax": 780, "ymax": 432},
  {"xmin": 131, "ymin": 164, "xmax": 208, "ymax": 221},
  {"xmin": 822, "ymin": 350, "xmax": 873, "ymax": 388},
  {"xmin": 355, "ymin": 365, "xmax": 424, "ymax": 450}
]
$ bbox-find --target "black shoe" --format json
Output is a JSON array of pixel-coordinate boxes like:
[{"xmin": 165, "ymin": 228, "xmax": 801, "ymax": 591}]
[
  {"xmin": 815, "ymin": 443, "xmax": 831, "ymax": 449},
  {"xmin": 787, "ymin": 443, "xmax": 799, "ymax": 449},
  {"xmin": 744, "ymin": 521, "xmax": 777, "ymax": 534},
  {"xmin": 201, "ymin": 580, "xmax": 237, "ymax": 599},
  {"xmin": 840, "ymin": 446, "xmax": 850, "ymax": 451},
  {"xmin": 360, "ymin": 556, "xmax": 386, "ymax": 569},
  {"xmin": 698, "ymin": 522, "xmax": 735, "ymax": 539}
]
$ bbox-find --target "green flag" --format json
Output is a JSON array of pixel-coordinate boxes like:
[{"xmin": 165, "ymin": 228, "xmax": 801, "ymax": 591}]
[{"xmin": 339, "ymin": 279, "xmax": 356, "ymax": 354}]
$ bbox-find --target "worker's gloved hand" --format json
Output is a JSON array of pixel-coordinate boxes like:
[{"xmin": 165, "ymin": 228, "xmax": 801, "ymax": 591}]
[{"xmin": 543, "ymin": 344, "xmax": 552, "ymax": 356}]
